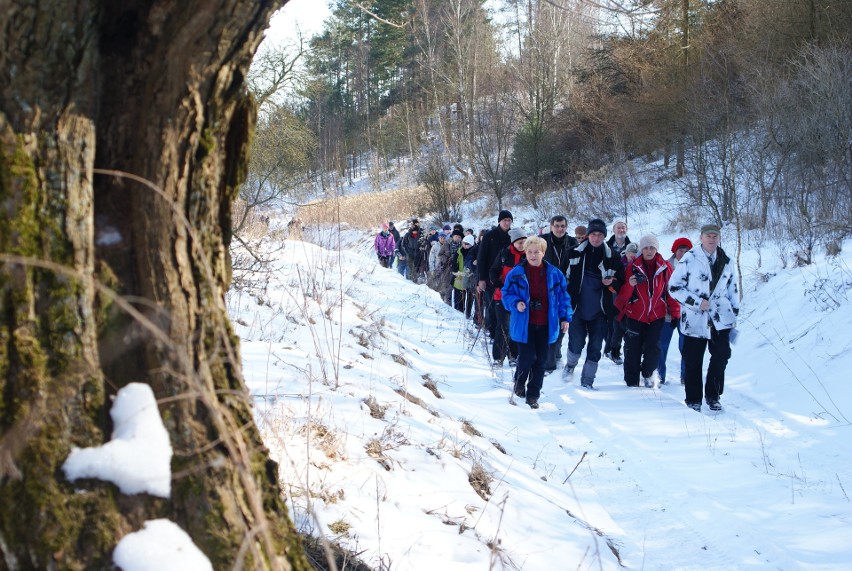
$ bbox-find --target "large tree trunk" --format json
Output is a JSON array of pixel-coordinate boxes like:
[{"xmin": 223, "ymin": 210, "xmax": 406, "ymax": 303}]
[{"xmin": 0, "ymin": 1, "xmax": 308, "ymax": 569}]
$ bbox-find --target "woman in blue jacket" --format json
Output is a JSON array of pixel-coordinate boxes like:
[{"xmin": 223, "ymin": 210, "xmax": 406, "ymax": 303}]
[{"xmin": 501, "ymin": 236, "xmax": 572, "ymax": 408}]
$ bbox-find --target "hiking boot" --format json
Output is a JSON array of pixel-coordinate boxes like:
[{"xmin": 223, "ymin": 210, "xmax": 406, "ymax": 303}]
[
  {"xmin": 580, "ymin": 383, "xmax": 598, "ymax": 391},
  {"xmin": 514, "ymin": 387, "xmax": 526, "ymax": 398},
  {"xmin": 643, "ymin": 372, "xmax": 660, "ymax": 389},
  {"xmin": 706, "ymin": 399, "xmax": 722, "ymax": 411},
  {"xmin": 508, "ymin": 358, "xmax": 518, "ymax": 367},
  {"xmin": 563, "ymin": 364, "xmax": 575, "ymax": 375},
  {"xmin": 491, "ymin": 360, "xmax": 503, "ymax": 369},
  {"xmin": 526, "ymin": 399, "xmax": 540, "ymax": 409},
  {"xmin": 686, "ymin": 402, "xmax": 701, "ymax": 412},
  {"xmin": 609, "ymin": 353, "xmax": 624, "ymax": 365}
]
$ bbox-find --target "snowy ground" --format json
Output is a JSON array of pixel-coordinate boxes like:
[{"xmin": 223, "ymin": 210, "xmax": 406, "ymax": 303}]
[{"xmin": 227, "ymin": 225, "xmax": 852, "ymax": 571}]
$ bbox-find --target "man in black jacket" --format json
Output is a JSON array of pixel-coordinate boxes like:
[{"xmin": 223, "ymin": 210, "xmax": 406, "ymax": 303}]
[
  {"xmin": 563, "ymin": 218, "xmax": 624, "ymax": 389},
  {"xmin": 400, "ymin": 222, "xmax": 424, "ymax": 282},
  {"xmin": 476, "ymin": 210, "xmax": 513, "ymax": 337},
  {"xmin": 542, "ymin": 215, "xmax": 577, "ymax": 372},
  {"xmin": 388, "ymin": 221, "xmax": 402, "ymax": 275}
]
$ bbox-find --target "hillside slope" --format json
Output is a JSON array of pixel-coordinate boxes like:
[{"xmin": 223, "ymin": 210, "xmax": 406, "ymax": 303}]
[{"xmin": 228, "ymin": 224, "xmax": 852, "ymax": 570}]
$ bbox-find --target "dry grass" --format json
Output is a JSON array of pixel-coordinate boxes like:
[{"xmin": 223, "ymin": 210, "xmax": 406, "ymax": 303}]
[
  {"xmin": 468, "ymin": 461, "xmax": 493, "ymax": 501},
  {"xmin": 365, "ymin": 426, "xmax": 410, "ymax": 472},
  {"xmin": 297, "ymin": 186, "xmax": 427, "ymax": 229},
  {"xmin": 394, "ymin": 388, "xmax": 438, "ymax": 417},
  {"xmin": 365, "ymin": 438, "xmax": 392, "ymax": 471},
  {"xmin": 231, "ymin": 198, "xmax": 289, "ymax": 240},
  {"xmin": 300, "ymin": 535, "xmax": 372, "ymax": 571},
  {"xmin": 490, "ymin": 440, "xmax": 507, "ymax": 455},
  {"xmin": 327, "ymin": 520, "xmax": 352, "ymax": 536},
  {"xmin": 363, "ymin": 396, "xmax": 389, "ymax": 420},
  {"xmin": 460, "ymin": 419, "xmax": 483, "ymax": 438},
  {"xmin": 422, "ymin": 378, "xmax": 443, "ymax": 399},
  {"xmin": 298, "ymin": 420, "xmax": 345, "ymax": 460}
]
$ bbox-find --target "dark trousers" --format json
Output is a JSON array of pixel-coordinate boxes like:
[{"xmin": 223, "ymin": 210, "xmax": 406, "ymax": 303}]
[
  {"xmin": 463, "ymin": 288, "xmax": 475, "ymax": 319},
  {"xmin": 623, "ymin": 318, "xmax": 664, "ymax": 386},
  {"xmin": 493, "ymin": 302, "xmax": 517, "ymax": 363},
  {"xmin": 514, "ymin": 324, "xmax": 550, "ymax": 402},
  {"xmin": 452, "ymin": 288, "xmax": 466, "ymax": 313},
  {"xmin": 544, "ymin": 329, "xmax": 565, "ymax": 370},
  {"xmin": 682, "ymin": 328, "xmax": 732, "ymax": 404},
  {"xmin": 657, "ymin": 320, "xmax": 685, "ymax": 383},
  {"xmin": 566, "ymin": 314, "xmax": 608, "ymax": 365},
  {"xmin": 406, "ymin": 257, "xmax": 422, "ymax": 282},
  {"xmin": 485, "ymin": 286, "xmax": 497, "ymax": 337},
  {"xmin": 604, "ymin": 314, "xmax": 625, "ymax": 357},
  {"xmin": 472, "ymin": 289, "xmax": 483, "ymax": 324}
]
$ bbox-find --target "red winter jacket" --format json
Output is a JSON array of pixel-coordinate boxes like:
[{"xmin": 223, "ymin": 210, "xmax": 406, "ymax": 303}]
[
  {"xmin": 489, "ymin": 245, "xmax": 525, "ymax": 301},
  {"xmin": 615, "ymin": 253, "xmax": 680, "ymax": 323}
]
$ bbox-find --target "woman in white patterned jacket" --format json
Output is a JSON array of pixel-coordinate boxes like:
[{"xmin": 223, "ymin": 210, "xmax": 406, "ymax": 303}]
[{"xmin": 668, "ymin": 224, "xmax": 740, "ymax": 413}]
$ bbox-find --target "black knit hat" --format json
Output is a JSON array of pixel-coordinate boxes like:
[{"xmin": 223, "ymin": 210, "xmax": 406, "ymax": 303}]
[
  {"xmin": 498, "ymin": 210, "xmax": 513, "ymax": 222},
  {"xmin": 587, "ymin": 218, "xmax": 607, "ymax": 236},
  {"xmin": 451, "ymin": 228, "xmax": 464, "ymax": 238}
]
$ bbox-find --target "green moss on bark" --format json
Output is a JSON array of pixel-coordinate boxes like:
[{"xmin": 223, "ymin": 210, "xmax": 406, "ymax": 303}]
[{"xmin": 1, "ymin": 128, "xmax": 116, "ymax": 570}]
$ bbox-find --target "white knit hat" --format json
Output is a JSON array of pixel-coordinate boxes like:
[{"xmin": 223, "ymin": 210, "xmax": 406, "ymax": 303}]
[{"xmin": 638, "ymin": 234, "xmax": 660, "ymax": 251}]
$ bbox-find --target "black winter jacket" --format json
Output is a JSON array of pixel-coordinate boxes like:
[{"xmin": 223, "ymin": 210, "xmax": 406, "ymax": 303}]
[
  {"xmin": 565, "ymin": 240, "xmax": 625, "ymax": 316},
  {"xmin": 606, "ymin": 235, "xmax": 631, "ymax": 257},
  {"xmin": 542, "ymin": 232, "xmax": 578, "ymax": 275},
  {"xmin": 476, "ymin": 226, "xmax": 511, "ymax": 287}
]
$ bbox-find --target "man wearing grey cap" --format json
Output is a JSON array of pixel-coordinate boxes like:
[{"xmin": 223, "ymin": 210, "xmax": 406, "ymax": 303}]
[{"xmin": 668, "ymin": 224, "xmax": 740, "ymax": 412}]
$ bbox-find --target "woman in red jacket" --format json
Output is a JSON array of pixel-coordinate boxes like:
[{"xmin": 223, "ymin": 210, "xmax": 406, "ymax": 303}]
[{"xmin": 615, "ymin": 235, "xmax": 681, "ymax": 388}]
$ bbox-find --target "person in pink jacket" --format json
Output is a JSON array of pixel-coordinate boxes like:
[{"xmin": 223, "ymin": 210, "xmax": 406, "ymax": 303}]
[
  {"xmin": 374, "ymin": 223, "xmax": 396, "ymax": 268},
  {"xmin": 614, "ymin": 235, "xmax": 680, "ymax": 388}
]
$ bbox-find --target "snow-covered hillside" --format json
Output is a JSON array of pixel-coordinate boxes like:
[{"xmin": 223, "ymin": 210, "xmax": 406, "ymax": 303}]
[{"xmin": 227, "ymin": 206, "xmax": 852, "ymax": 570}]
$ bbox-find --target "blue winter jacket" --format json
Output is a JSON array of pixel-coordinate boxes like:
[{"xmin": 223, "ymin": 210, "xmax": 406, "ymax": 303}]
[{"xmin": 501, "ymin": 261, "xmax": 573, "ymax": 344}]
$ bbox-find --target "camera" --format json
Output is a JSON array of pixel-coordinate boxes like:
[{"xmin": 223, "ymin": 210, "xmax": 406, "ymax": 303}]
[
  {"xmin": 634, "ymin": 274, "xmax": 646, "ymax": 283},
  {"xmin": 529, "ymin": 300, "xmax": 543, "ymax": 310}
]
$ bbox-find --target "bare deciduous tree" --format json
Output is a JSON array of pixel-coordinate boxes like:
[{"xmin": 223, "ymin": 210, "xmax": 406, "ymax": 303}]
[{"xmin": 506, "ymin": 0, "xmax": 591, "ymax": 206}]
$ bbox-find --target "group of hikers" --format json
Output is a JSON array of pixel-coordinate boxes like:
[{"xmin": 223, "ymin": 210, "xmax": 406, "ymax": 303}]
[{"xmin": 374, "ymin": 213, "xmax": 740, "ymax": 412}]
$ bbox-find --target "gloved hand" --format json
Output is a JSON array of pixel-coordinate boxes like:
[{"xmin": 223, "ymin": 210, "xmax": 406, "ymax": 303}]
[
  {"xmin": 729, "ymin": 328, "xmax": 739, "ymax": 345},
  {"xmin": 670, "ymin": 317, "xmax": 680, "ymax": 330}
]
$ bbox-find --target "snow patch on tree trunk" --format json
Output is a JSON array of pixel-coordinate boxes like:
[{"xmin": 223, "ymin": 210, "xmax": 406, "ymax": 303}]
[
  {"xmin": 62, "ymin": 383, "xmax": 173, "ymax": 498},
  {"xmin": 113, "ymin": 519, "xmax": 212, "ymax": 571}
]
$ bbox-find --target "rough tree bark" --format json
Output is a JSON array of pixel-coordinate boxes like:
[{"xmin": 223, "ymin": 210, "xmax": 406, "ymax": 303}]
[{"xmin": 0, "ymin": 1, "xmax": 309, "ymax": 569}]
